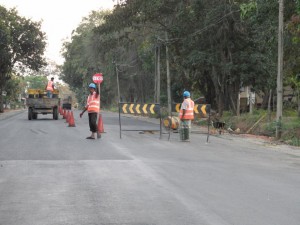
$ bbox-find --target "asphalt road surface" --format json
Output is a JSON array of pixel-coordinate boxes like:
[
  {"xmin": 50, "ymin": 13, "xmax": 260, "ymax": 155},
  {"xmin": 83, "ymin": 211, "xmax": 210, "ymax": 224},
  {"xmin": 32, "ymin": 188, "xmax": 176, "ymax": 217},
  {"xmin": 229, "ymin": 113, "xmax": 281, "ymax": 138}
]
[{"xmin": 0, "ymin": 110, "xmax": 299, "ymax": 225}]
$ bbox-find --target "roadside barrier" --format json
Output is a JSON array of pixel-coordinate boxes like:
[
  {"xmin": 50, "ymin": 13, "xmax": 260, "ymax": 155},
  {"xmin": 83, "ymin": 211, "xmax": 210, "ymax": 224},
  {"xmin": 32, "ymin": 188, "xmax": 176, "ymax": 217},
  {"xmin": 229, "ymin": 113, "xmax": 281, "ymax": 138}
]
[
  {"xmin": 173, "ymin": 103, "xmax": 210, "ymax": 117},
  {"xmin": 118, "ymin": 102, "xmax": 162, "ymax": 139}
]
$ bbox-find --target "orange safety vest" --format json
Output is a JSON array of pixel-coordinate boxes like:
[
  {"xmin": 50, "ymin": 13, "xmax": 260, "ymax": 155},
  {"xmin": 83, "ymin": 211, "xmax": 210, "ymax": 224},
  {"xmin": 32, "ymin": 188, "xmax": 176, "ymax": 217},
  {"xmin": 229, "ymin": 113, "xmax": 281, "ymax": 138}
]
[
  {"xmin": 46, "ymin": 81, "xmax": 54, "ymax": 91},
  {"xmin": 86, "ymin": 92, "xmax": 100, "ymax": 113},
  {"xmin": 179, "ymin": 98, "xmax": 195, "ymax": 120}
]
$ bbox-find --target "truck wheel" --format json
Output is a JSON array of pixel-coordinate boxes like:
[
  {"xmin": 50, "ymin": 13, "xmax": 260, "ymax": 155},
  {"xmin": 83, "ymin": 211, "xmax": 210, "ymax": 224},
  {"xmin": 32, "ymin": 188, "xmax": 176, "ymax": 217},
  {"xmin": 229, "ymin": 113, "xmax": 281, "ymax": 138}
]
[
  {"xmin": 33, "ymin": 113, "xmax": 38, "ymax": 119},
  {"xmin": 28, "ymin": 108, "xmax": 33, "ymax": 120},
  {"xmin": 53, "ymin": 107, "xmax": 58, "ymax": 120}
]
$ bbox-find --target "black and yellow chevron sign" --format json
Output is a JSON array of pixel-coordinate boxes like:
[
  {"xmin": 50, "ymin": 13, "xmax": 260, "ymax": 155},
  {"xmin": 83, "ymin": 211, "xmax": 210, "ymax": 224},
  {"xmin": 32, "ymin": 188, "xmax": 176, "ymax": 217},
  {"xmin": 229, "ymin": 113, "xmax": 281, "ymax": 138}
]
[
  {"xmin": 120, "ymin": 103, "xmax": 160, "ymax": 114},
  {"xmin": 174, "ymin": 104, "xmax": 210, "ymax": 117}
]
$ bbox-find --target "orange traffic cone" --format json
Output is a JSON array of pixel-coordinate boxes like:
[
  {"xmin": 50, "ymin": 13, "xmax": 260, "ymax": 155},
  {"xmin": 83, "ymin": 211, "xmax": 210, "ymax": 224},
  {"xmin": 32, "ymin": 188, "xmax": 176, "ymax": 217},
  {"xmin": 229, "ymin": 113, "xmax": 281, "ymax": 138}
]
[
  {"xmin": 97, "ymin": 113, "xmax": 104, "ymax": 133},
  {"xmin": 68, "ymin": 111, "xmax": 76, "ymax": 127}
]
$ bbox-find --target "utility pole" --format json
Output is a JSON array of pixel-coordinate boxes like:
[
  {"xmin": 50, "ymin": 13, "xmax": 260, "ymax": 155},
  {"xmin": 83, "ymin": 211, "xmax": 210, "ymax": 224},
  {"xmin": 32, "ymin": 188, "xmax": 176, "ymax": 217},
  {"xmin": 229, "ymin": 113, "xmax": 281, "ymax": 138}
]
[
  {"xmin": 112, "ymin": 56, "xmax": 121, "ymax": 103},
  {"xmin": 156, "ymin": 45, "xmax": 161, "ymax": 103},
  {"xmin": 276, "ymin": 0, "xmax": 284, "ymax": 139},
  {"xmin": 114, "ymin": 61, "xmax": 121, "ymax": 103},
  {"xmin": 154, "ymin": 46, "xmax": 157, "ymax": 102},
  {"xmin": 165, "ymin": 32, "xmax": 172, "ymax": 116}
]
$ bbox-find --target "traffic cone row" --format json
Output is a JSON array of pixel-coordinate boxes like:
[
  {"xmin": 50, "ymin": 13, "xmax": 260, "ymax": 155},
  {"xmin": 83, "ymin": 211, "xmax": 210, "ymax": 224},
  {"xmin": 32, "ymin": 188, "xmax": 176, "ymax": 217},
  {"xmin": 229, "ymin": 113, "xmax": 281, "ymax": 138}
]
[
  {"xmin": 98, "ymin": 113, "xmax": 104, "ymax": 133},
  {"xmin": 68, "ymin": 111, "xmax": 75, "ymax": 127},
  {"xmin": 57, "ymin": 106, "xmax": 76, "ymax": 127},
  {"xmin": 58, "ymin": 107, "xmax": 105, "ymax": 133}
]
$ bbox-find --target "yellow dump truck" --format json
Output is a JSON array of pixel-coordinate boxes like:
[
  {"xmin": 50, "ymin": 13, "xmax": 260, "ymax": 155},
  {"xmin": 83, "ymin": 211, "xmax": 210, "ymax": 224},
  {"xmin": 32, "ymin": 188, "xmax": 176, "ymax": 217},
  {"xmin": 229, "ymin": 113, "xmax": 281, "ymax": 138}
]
[{"xmin": 26, "ymin": 89, "xmax": 60, "ymax": 120}]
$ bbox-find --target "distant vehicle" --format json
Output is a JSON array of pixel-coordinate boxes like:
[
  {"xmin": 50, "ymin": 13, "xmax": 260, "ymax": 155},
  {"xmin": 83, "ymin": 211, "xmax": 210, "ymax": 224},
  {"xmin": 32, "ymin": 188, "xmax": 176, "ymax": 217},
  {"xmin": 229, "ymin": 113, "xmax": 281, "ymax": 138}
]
[
  {"xmin": 26, "ymin": 89, "xmax": 60, "ymax": 120},
  {"xmin": 62, "ymin": 95, "xmax": 72, "ymax": 110}
]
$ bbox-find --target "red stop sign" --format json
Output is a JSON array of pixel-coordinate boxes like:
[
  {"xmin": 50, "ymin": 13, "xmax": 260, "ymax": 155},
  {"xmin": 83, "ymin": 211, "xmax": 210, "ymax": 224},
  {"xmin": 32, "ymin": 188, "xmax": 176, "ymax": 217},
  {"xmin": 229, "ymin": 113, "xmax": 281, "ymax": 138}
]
[{"xmin": 92, "ymin": 73, "xmax": 103, "ymax": 84}]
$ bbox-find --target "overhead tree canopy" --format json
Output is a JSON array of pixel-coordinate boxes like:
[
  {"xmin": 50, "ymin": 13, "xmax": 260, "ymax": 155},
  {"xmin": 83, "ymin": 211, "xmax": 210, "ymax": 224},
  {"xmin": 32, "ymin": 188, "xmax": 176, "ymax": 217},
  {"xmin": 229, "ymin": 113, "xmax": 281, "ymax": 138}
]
[
  {"xmin": 61, "ymin": 0, "xmax": 299, "ymax": 116},
  {"xmin": 0, "ymin": 5, "xmax": 47, "ymax": 112}
]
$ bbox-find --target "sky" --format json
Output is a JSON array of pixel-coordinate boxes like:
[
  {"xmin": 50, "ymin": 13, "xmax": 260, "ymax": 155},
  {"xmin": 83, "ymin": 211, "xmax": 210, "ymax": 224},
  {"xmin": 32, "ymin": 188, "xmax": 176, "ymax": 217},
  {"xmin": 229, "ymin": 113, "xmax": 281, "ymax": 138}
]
[{"xmin": 0, "ymin": 0, "xmax": 116, "ymax": 65}]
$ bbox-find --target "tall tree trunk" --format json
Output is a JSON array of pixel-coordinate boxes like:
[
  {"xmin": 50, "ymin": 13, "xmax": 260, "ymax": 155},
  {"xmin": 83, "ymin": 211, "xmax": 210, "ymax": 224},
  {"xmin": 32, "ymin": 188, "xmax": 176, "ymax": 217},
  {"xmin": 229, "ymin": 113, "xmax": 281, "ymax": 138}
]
[
  {"xmin": 268, "ymin": 89, "xmax": 272, "ymax": 122},
  {"xmin": 228, "ymin": 80, "xmax": 240, "ymax": 116},
  {"xmin": 0, "ymin": 73, "xmax": 5, "ymax": 113},
  {"xmin": 139, "ymin": 73, "xmax": 144, "ymax": 103},
  {"xmin": 237, "ymin": 91, "xmax": 240, "ymax": 116},
  {"xmin": 211, "ymin": 65, "xmax": 224, "ymax": 116},
  {"xmin": 249, "ymin": 91, "xmax": 253, "ymax": 114},
  {"xmin": 0, "ymin": 84, "xmax": 3, "ymax": 113},
  {"xmin": 297, "ymin": 89, "xmax": 300, "ymax": 117}
]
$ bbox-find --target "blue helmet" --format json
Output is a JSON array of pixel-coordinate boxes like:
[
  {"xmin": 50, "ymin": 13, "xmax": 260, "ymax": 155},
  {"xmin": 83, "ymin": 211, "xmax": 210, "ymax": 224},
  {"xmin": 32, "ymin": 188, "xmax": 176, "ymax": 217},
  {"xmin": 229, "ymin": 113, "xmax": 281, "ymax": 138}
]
[
  {"xmin": 183, "ymin": 91, "xmax": 190, "ymax": 97},
  {"xmin": 89, "ymin": 83, "xmax": 96, "ymax": 89}
]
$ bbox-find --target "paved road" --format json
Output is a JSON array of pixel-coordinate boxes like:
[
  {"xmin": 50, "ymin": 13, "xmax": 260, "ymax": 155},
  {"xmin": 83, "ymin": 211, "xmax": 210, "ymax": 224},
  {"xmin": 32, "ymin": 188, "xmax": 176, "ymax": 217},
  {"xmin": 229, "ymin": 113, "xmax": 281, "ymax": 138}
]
[{"xmin": 0, "ymin": 110, "xmax": 299, "ymax": 225}]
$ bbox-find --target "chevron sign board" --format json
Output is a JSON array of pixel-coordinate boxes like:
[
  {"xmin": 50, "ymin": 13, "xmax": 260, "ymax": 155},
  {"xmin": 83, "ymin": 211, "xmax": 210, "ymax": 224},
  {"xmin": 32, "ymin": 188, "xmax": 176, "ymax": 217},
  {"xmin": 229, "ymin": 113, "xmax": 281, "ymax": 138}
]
[
  {"xmin": 173, "ymin": 104, "xmax": 211, "ymax": 117},
  {"xmin": 120, "ymin": 103, "xmax": 160, "ymax": 114}
]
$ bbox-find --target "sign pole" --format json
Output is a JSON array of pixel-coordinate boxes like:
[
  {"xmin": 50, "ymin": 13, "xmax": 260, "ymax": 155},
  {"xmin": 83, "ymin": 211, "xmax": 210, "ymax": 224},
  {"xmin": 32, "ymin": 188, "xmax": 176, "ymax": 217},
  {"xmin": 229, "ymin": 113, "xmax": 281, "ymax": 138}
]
[
  {"xmin": 98, "ymin": 82, "xmax": 101, "ymax": 113},
  {"xmin": 92, "ymin": 73, "xmax": 104, "ymax": 135}
]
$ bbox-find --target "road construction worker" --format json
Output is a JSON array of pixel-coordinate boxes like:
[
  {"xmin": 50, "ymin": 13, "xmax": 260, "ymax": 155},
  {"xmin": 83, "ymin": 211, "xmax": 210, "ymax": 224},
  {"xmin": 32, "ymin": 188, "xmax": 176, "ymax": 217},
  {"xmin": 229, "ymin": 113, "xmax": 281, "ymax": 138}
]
[
  {"xmin": 179, "ymin": 91, "xmax": 195, "ymax": 141},
  {"xmin": 80, "ymin": 83, "xmax": 100, "ymax": 139},
  {"xmin": 46, "ymin": 77, "xmax": 55, "ymax": 98}
]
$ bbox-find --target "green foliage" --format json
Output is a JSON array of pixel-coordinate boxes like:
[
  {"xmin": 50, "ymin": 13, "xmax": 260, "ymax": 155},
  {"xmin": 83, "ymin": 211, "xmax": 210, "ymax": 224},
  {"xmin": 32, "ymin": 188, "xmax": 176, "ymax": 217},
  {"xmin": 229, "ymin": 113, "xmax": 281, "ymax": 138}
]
[
  {"xmin": 0, "ymin": 5, "xmax": 47, "ymax": 112},
  {"xmin": 288, "ymin": 137, "xmax": 300, "ymax": 146},
  {"xmin": 280, "ymin": 117, "xmax": 300, "ymax": 146},
  {"xmin": 24, "ymin": 75, "xmax": 48, "ymax": 89},
  {"xmin": 297, "ymin": 0, "xmax": 300, "ymax": 15},
  {"xmin": 218, "ymin": 109, "xmax": 300, "ymax": 146},
  {"xmin": 240, "ymin": 1, "xmax": 257, "ymax": 19},
  {"xmin": 4, "ymin": 76, "xmax": 22, "ymax": 101},
  {"xmin": 283, "ymin": 109, "xmax": 298, "ymax": 117},
  {"xmin": 60, "ymin": 0, "xmax": 299, "ymax": 119},
  {"xmin": 282, "ymin": 117, "xmax": 300, "ymax": 129}
]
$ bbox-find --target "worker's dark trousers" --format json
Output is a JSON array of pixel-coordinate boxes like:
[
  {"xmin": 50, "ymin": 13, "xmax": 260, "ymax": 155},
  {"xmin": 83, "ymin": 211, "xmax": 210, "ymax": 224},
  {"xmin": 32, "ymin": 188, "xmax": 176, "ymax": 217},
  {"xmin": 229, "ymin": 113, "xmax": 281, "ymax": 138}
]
[{"xmin": 88, "ymin": 112, "xmax": 98, "ymax": 133}]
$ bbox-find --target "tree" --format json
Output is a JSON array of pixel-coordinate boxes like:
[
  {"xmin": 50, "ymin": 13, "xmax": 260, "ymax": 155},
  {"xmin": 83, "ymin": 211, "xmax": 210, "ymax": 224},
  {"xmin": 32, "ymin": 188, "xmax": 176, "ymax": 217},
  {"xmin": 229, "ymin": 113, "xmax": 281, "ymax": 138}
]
[
  {"xmin": 61, "ymin": 10, "xmax": 111, "ymax": 107},
  {"xmin": 285, "ymin": 0, "xmax": 300, "ymax": 117},
  {"xmin": 0, "ymin": 5, "xmax": 47, "ymax": 113},
  {"xmin": 61, "ymin": 0, "xmax": 297, "ymax": 119},
  {"xmin": 24, "ymin": 76, "xmax": 48, "ymax": 89}
]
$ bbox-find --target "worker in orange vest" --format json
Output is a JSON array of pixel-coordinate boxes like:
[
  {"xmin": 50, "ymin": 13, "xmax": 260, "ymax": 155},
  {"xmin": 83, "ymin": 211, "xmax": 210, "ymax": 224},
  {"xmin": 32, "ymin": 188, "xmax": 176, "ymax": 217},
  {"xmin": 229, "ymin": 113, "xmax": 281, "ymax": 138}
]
[
  {"xmin": 179, "ymin": 91, "xmax": 195, "ymax": 141},
  {"xmin": 46, "ymin": 77, "xmax": 55, "ymax": 98},
  {"xmin": 80, "ymin": 83, "xmax": 100, "ymax": 139}
]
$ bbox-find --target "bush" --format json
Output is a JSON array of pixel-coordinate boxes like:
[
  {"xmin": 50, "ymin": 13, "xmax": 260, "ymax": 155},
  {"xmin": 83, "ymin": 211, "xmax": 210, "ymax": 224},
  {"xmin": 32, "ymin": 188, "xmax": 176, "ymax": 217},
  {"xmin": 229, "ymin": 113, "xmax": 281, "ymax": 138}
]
[{"xmin": 221, "ymin": 110, "xmax": 300, "ymax": 146}]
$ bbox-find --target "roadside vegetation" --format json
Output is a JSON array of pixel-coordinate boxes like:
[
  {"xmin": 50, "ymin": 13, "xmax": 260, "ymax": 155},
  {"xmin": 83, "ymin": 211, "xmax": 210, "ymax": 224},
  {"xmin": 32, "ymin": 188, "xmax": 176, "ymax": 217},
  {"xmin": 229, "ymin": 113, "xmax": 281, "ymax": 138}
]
[{"xmin": 209, "ymin": 108, "xmax": 300, "ymax": 146}]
